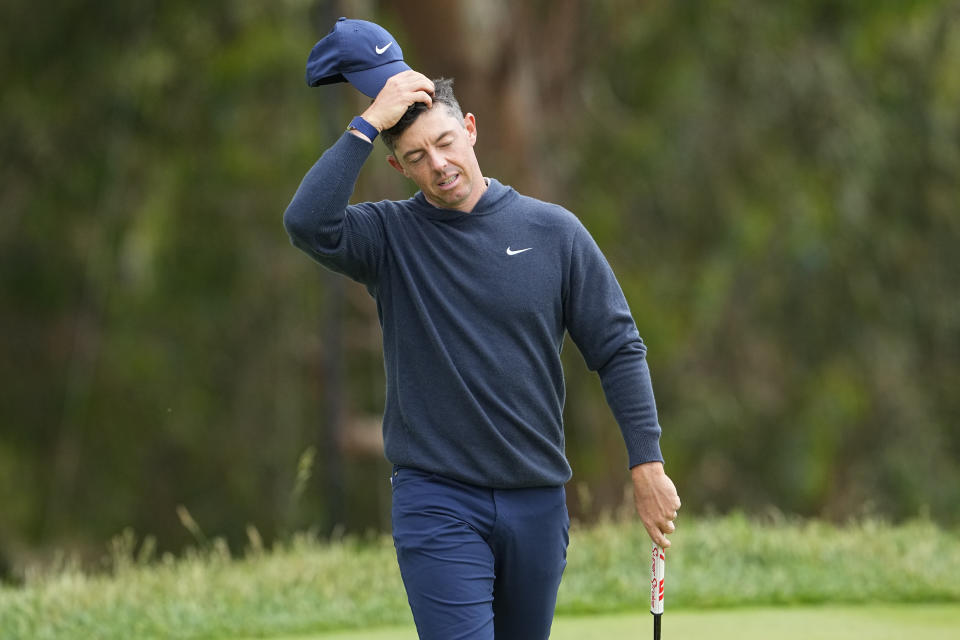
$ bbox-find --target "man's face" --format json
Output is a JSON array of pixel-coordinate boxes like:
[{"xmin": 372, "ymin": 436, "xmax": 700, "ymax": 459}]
[{"xmin": 387, "ymin": 106, "xmax": 485, "ymax": 213}]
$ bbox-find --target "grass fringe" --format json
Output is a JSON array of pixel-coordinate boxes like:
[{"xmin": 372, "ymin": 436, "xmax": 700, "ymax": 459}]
[{"xmin": 1, "ymin": 514, "xmax": 958, "ymax": 639}]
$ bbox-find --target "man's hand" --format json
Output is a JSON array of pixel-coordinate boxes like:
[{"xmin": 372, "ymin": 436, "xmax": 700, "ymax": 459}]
[
  {"xmin": 353, "ymin": 70, "xmax": 435, "ymax": 139},
  {"xmin": 631, "ymin": 461, "xmax": 681, "ymax": 548}
]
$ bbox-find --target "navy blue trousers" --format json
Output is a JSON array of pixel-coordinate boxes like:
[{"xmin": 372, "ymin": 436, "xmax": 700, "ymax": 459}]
[{"xmin": 390, "ymin": 466, "xmax": 570, "ymax": 640}]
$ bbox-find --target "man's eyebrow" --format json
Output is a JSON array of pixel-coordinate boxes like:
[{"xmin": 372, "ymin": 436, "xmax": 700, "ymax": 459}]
[{"xmin": 402, "ymin": 130, "xmax": 455, "ymax": 160}]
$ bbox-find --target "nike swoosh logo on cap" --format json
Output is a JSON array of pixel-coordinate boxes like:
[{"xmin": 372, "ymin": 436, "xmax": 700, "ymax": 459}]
[
  {"xmin": 375, "ymin": 42, "xmax": 393, "ymax": 55},
  {"xmin": 506, "ymin": 247, "xmax": 533, "ymax": 256}
]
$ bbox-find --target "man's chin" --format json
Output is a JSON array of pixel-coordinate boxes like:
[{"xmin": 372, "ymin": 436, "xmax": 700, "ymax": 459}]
[{"xmin": 430, "ymin": 188, "xmax": 469, "ymax": 210}]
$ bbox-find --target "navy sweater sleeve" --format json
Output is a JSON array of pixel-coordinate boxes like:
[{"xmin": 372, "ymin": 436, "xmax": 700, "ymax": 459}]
[
  {"xmin": 598, "ymin": 348, "xmax": 664, "ymax": 467},
  {"xmin": 564, "ymin": 225, "xmax": 664, "ymax": 468},
  {"xmin": 282, "ymin": 132, "xmax": 385, "ymax": 285}
]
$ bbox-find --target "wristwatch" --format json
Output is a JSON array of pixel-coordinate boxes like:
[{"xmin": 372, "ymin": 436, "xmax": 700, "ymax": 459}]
[{"xmin": 347, "ymin": 116, "xmax": 378, "ymax": 142}]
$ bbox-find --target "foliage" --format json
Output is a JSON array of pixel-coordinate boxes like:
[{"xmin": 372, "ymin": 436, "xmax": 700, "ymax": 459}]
[
  {"xmin": 1, "ymin": 515, "xmax": 958, "ymax": 639},
  {"xmin": 566, "ymin": 0, "xmax": 960, "ymax": 521},
  {"xmin": 0, "ymin": 0, "xmax": 351, "ymax": 557},
  {"xmin": 1, "ymin": 0, "xmax": 959, "ymax": 564}
]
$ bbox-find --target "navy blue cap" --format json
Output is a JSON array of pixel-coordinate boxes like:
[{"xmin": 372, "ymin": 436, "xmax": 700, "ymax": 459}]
[{"xmin": 306, "ymin": 17, "xmax": 412, "ymax": 98}]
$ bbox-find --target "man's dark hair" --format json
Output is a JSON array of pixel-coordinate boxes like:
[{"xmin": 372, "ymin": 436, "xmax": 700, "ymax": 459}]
[{"xmin": 381, "ymin": 77, "xmax": 463, "ymax": 155}]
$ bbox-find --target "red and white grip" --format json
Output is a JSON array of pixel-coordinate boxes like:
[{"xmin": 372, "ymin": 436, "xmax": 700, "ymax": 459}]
[{"xmin": 650, "ymin": 543, "xmax": 665, "ymax": 615}]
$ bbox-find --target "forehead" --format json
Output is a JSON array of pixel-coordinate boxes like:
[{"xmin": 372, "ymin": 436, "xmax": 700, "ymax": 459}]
[{"xmin": 396, "ymin": 106, "xmax": 463, "ymax": 150}]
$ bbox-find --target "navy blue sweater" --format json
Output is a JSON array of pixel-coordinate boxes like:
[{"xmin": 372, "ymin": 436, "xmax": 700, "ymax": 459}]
[{"xmin": 284, "ymin": 132, "xmax": 662, "ymax": 488}]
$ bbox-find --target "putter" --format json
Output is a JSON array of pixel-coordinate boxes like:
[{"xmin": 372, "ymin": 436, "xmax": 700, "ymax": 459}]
[{"xmin": 650, "ymin": 543, "xmax": 665, "ymax": 639}]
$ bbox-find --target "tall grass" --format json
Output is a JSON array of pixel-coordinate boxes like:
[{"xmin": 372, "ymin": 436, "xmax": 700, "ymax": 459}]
[
  {"xmin": 1, "ymin": 515, "xmax": 958, "ymax": 639},
  {"xmin": 561, "ymin": 513, "xmax": 960, "ymax": 613}
]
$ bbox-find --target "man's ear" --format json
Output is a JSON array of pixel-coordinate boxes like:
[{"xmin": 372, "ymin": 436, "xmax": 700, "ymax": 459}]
[
  {"xmin": 387, "ymin": 154, "xmax": 407, "ymax": 176},
  {"xmin": 464, "ymin": 113, "xmax": 478, "ymax": 146}
]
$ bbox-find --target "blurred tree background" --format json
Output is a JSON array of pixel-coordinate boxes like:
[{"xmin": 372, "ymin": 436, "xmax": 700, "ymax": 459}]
[{"xmin": 2, "ymin": 0, "xmax": 958, "ymax": 573}]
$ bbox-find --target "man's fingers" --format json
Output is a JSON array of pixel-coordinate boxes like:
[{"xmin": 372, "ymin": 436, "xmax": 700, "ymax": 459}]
[
  {"xmin": 421, "ymin": 75, "xmax": 435, "ymax": 95},
  {"xmin": 642, "ymin": 514, "xmax": 673, "ymax": 548},
  {"xmin": 384, "ymin": 70, "xmax": 434, "ymax": 97},
  {"xmin": 413, "ymin": 90, "xmax": 433, "ymax": 108},
  {"xmin": 646, "ymin": 522, "xmax": 671, "ymax": 549},
  {"xmin": 362, "ymin": 71, "xmax": 436, "ymax": 131}
]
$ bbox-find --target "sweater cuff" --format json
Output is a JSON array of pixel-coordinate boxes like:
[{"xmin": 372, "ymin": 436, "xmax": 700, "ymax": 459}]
[{"xmin": 627, "ymin": 438, "xmax": 664, "ymax": 469}]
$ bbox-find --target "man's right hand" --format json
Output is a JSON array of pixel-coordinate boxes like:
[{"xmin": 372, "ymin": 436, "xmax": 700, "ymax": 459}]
[{"xmin": 353, "ymin": 71, "xmax": 434, "ymax": 139}]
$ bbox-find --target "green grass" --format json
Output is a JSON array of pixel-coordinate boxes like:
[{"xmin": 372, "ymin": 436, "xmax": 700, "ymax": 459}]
[
  {"xmin": 1, "ymin": 514, "xmax": 958, "ymax": 639},
  {"xmin": 563, "ymin": 513, "xmax": 960, "ymax": 612},
  {"xmin": 268, "ymin": 605, "xmax": 960, "ymax": 640}
]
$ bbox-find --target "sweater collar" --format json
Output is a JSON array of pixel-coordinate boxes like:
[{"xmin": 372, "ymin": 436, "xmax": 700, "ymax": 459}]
[{"xmin": 411, "ymin": 178, "xmax": 518, "ymax": 220}]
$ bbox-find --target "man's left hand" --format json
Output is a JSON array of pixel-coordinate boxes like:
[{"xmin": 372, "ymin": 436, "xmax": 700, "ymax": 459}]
[{"xmin": 631, "ymin": 461, "xmax": 681, "ymax": 548}]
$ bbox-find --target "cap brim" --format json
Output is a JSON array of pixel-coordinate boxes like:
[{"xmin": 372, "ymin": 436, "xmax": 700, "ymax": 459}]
[{"xmin": 344, "ymin": 60, "xmax": 412, "ymax": 98}]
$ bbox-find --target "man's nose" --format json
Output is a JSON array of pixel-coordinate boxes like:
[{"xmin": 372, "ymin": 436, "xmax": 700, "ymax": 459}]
[{"xmin": 426, "ymin": 149, "xmax": 446, "ymax": 172}]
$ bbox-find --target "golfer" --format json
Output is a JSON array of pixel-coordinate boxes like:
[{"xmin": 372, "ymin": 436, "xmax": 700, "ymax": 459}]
[{"xmin": 284, "ymin": 69, "xmax": 681, "ymax": 639}]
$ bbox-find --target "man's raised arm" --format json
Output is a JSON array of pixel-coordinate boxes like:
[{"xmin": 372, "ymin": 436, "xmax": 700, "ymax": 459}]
[{"xmin": 282, "ymin": 71, "xmax": 435, "ymax": 282}]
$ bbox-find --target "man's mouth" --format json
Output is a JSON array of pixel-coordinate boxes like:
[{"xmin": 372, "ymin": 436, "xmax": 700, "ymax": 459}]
[{"xmin": 437, "ymin": 173, "xmax": 459, "ymax": 189}]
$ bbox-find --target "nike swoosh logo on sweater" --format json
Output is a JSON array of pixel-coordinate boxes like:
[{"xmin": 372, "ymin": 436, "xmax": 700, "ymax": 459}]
[
  {"xmin": 506, "ymin": 247, "xmax": 532, "ymax": 256},
  {"xmin": 375, "ymin": 42, "xmax": 393, "ymax": 55}
]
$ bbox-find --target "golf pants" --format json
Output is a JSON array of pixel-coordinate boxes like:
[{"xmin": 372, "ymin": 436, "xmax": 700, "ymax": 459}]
[{"xmin": 390, "ymin": 466, "xmax": 569, "ymax": 640}]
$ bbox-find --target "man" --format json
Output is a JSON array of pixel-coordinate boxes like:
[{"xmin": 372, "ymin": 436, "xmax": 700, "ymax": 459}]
[{"xmin": 284, "ymin": 70, "xmax": 680, "ymax": 639}]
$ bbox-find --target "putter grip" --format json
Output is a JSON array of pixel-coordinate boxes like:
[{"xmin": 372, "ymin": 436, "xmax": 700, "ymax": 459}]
[{"xmin": 650, "ymin": 543, "xmax": 665, "ymax": 615}]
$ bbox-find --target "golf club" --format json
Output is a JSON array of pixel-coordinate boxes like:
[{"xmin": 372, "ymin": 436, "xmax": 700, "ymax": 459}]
[{"xmin": 650, "ymin": 543, "xmax": 665, "ymax": 639}]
